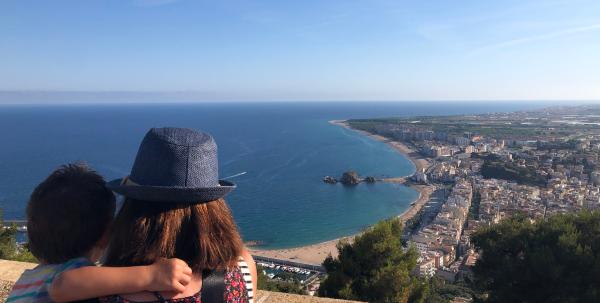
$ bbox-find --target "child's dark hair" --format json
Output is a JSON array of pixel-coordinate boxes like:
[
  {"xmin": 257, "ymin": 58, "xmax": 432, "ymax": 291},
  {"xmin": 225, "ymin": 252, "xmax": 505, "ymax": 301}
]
[{"xmin": 27, "ymin": 163, "xmax": 116, "ymax": 264}]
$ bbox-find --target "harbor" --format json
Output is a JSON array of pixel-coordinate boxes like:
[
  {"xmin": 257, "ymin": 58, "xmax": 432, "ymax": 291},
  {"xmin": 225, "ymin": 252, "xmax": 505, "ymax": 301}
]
[
  {"xmin": 253, "ymin": 256, "xmax": 326, "ymax": 295},
  {"xmin": 1, "ymin": 220, "xmax": 27, "ymax": 233}
]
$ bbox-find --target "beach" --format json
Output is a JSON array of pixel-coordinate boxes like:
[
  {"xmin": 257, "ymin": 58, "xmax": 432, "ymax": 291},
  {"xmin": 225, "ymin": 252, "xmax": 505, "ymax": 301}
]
[{"xmin": 250, "ymin": 120, "xmax": 433, "ymax": 265}]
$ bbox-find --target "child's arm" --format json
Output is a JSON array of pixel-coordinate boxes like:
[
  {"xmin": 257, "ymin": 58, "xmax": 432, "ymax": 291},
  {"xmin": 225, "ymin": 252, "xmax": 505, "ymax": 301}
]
[{"xmin": 49, "ymin": 258, "xmax": 192, "ymax": 302}]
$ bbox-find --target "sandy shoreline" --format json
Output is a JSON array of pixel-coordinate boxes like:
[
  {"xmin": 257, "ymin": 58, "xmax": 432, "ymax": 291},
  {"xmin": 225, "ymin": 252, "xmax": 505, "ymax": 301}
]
[
  {"xmin": 329, "ymin": 120, "xmax": 430, "ymax": 174},
  {"xmin": 249, "ymin": 120, "xmax": 433, "ymax": 265}
]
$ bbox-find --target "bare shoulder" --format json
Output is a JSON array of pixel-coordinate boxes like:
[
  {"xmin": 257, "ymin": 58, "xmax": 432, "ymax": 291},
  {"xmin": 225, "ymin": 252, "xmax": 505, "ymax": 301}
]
[
  {"xmin": 240, "ymin": 249, "xmax": 256, "ymax": 265},
  {"xmin": 239, "ymin": 248, "xmax": 257, "ymax": 294}
]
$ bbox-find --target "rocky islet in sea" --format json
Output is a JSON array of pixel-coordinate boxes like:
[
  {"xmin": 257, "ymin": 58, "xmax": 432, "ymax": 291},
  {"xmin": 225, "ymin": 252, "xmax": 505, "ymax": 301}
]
[{"xmin": 323, "ymin": 171, "xmax": 376, "ymax": 185}]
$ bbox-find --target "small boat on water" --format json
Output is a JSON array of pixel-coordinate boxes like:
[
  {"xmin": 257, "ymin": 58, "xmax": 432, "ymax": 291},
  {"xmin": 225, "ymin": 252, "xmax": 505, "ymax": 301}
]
[{"xmin": 410, "ymin": 202, "xmax": 416, "ymax": 206}]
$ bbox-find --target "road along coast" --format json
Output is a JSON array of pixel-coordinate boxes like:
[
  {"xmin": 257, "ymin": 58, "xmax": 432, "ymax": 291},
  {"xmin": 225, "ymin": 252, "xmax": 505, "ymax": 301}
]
[{"xmin": 249, "ymin": 120, "xmax": 434, "ymax": 265}]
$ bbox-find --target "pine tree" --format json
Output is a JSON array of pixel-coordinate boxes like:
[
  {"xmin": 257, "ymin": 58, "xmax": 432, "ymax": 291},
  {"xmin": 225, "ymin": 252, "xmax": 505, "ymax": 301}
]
[
  {"xmin": 472, "ymin": 211, "xmax": 600, "ymax": 303},
  {"xmin": 319, "ymin": 219, "xmax": 425, "ymax": 303}
]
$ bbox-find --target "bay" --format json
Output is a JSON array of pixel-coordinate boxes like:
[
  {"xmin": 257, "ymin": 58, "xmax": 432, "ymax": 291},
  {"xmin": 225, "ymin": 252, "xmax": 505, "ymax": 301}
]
[{"xmin": 0, "ymin": 101, "xmax": 549, "ymax": 248}]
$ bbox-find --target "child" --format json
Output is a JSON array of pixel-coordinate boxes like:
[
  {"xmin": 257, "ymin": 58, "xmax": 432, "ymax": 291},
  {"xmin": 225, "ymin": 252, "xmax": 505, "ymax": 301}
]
[{"xmin": 7, "ymin": 164, "xmax": 192, "ymax": 303}]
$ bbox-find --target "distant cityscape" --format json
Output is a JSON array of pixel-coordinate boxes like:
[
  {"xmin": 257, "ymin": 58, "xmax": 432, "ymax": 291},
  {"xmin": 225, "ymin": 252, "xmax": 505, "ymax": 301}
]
[{"xmin": 348, "ymin": 105, "xmax": 600, "ymax": 283}]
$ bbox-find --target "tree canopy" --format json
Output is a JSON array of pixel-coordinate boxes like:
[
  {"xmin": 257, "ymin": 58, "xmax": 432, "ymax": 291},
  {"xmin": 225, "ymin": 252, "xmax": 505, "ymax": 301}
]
[
  {"xmin": 0, "ymin": 209, "xmax": 36, "ymax": 262},
  {"xmin": 318, "ymin": 219, "xmax": 427, "ymax": 303},
  {"xmin": 471, "ymin": 211, "xmax": 600, "ymax": 303}
]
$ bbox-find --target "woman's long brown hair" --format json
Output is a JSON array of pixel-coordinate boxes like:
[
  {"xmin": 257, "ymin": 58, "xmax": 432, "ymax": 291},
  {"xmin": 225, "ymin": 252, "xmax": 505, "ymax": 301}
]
[{"xmin": 104, "ymin": 198, "xmax": 243, "ymax": 272}]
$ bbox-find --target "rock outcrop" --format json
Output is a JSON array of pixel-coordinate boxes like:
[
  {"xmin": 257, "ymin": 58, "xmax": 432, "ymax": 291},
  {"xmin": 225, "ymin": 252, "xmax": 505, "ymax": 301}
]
[
  {"xmin": 340, "ymin": 171, "xmax": 360, "ymax": 185},
  {"xmin": 244, "ymin": 240, "xmax": 266, "ymax": 247},
  {"xmin": 324, "ymin": 172, "xmax": 379, "ymax": 185},
  {"xmin": 323, "ymin": 176, "xmax": 338, "ymax": 184}
]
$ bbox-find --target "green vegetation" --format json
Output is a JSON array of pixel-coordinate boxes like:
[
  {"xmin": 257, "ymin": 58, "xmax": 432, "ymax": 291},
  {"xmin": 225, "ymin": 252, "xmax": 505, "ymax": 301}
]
[
  {"xmin": 423, "ymin": 277, "xmax": 481, "ymax": 303},
  {"xmin": 471, "ymin": 211, "xmax": 600, "ymax": 303},
  {"xmin": 481, "ymin": 161, "xmax": 547, "ymax": 187},
  {"xmin": 348, "ymin": 117, "xmax": 548, "ymax": 139},
  {"xmin": 404, "ymin": 207, "xmax": 426, "ymax": 235},
  {"xmin": 477, "ymin": 154, "xmax": 547, "ymax": 187},
  {"xmin": 0, "ymin": 209, "xmax": 37, "ymax": 262},
  {"xmin": 257, "ymin": 265, "xmax": 306, "ymax": 295},
  {"xmin": 318, "ymin": 219, "xmax": 427, "ymax": 303},
  {"xmin": 536, "ymin": 139, "xmax": 578, "ymax": 151}
]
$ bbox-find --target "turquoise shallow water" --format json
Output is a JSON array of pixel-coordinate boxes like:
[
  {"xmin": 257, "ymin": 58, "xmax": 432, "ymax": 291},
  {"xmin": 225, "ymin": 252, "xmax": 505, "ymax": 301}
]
[{"xmin": 0, "ymin": 102, "xmax": 549, "ymax": 248}]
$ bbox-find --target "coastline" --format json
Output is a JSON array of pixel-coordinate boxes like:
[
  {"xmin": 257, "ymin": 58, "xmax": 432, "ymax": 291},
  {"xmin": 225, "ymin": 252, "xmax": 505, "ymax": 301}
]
[
  {"xmin": 249, "ymin": 120, "xmax": 433, "ymax": 265},
  {"xmin": 329, "ymin": 120, "xmax": 430, "ymax": 174}
]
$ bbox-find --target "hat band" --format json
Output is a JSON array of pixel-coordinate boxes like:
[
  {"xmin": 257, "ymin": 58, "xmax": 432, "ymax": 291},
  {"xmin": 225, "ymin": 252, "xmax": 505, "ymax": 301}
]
[
  {"xmin": 121, "ymin": 176, "xmax": 139, "ymax": 186},
  {"xmin": 120, "ymin": 175, "xmax": 223, "ymax": 187}
]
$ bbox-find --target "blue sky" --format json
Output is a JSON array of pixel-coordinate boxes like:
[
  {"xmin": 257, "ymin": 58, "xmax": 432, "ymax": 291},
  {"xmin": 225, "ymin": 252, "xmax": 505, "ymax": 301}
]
[{"xmin": 1, "ymin": 0, "xmax": 600, "ymax": 102}]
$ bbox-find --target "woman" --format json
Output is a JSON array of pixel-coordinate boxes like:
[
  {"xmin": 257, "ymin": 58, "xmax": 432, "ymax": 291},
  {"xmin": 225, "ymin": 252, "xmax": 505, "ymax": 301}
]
[{"xmin": 104, "ymin": 127, "xmax": 256, "ymax": 303}]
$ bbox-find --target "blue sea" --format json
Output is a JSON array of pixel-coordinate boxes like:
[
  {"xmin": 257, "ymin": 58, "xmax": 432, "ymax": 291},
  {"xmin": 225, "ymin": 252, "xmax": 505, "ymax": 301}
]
[{"xmin": 0, "ymin": 101, "xmax": 554, "ymax": 248}]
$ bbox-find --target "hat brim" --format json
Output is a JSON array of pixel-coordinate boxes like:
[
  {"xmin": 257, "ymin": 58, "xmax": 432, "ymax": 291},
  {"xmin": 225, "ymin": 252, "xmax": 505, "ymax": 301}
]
[{"xmin": 106, "ymin": 178, "xmax": 235, "ymax": 203}]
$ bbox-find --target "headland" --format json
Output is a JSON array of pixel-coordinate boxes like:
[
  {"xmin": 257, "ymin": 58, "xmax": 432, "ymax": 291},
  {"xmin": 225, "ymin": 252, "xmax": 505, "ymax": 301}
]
[{"xmin": 250, "ymin": 120, "xmax": 434, "ymax": 265}]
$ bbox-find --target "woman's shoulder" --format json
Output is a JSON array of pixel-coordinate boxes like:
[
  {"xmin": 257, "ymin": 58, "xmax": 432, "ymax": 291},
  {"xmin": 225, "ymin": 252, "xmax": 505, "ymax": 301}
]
[
  {"xmin": 238, "ymin": 250, "xmax": 255, "ymax": 302},
  {"xmin": 239, "ymin": 249, "xmax": 255, "ymax": 265},
  {"xmin": 220, "ymin": 255, "xmax": 254, "ymax": 303}
]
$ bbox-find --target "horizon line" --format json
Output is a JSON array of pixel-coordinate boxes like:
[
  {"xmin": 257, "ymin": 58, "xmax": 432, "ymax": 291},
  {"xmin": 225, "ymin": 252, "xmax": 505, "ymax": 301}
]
[
  {"xmin": 1, "ymin": 100, "xmax": 599, "ymax": 106},
  {"xmin": 1, "ymin": 90, "xmax": 599, "ymax": 105}
]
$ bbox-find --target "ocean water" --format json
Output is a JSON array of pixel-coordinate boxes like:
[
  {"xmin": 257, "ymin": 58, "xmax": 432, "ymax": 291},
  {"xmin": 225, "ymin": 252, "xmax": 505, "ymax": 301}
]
[{"xmin": 0, "ymin": 101, "xmax": 552, "ymax": 248}]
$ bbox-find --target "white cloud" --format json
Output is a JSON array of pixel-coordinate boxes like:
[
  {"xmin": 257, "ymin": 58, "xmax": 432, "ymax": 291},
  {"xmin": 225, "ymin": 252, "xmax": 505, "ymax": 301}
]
[{"xmin": 472, "ymin": 23, "xmax": 600, "ymax": 53}]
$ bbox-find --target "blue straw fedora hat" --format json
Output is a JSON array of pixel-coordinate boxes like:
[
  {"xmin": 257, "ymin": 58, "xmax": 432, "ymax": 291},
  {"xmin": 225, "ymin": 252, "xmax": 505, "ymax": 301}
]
[{"xmin": 107, "ymin": 127, "xmax": 235, "ymax": 203}]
